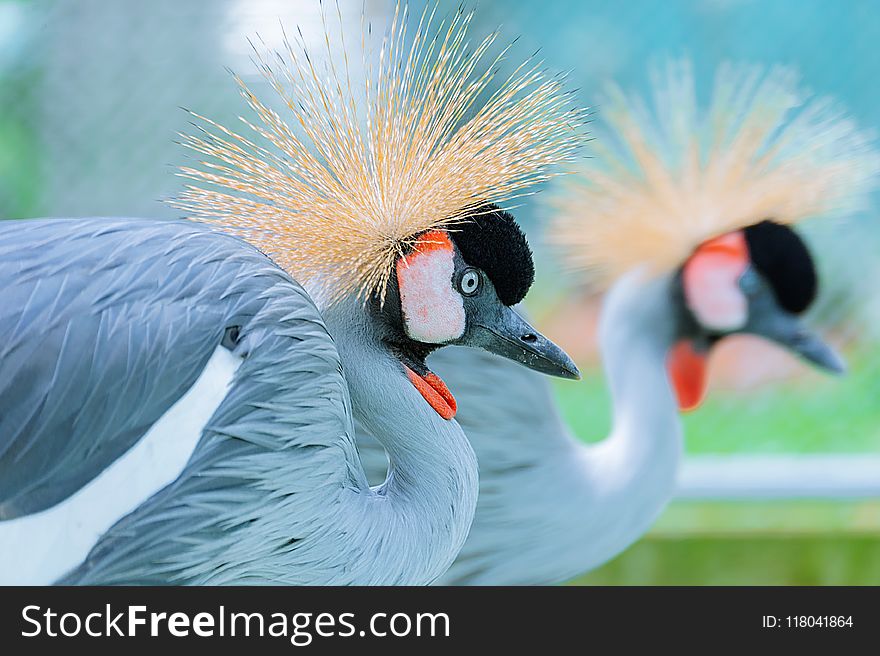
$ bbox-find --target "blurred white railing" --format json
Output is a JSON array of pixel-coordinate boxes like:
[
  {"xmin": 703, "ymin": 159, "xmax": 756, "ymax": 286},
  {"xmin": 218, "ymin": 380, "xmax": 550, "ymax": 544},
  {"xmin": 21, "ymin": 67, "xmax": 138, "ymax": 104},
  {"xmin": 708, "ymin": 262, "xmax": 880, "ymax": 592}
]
[{"xmin": 676, "ymin": 455, "xmax": 880, "ymax": 499}]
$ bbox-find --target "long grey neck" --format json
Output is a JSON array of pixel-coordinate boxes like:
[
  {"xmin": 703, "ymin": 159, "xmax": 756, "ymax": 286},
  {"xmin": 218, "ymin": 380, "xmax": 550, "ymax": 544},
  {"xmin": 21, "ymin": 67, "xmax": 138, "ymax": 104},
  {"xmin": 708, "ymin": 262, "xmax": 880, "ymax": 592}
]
[
  {"xmin": 602, "ymin": 269, "xmax": 682, "ymax": 450},
  {"xmin": 583, "ymin": 268, "xmax": 683, "ymax": 531},
  {"xmin": 320, "ymin": 296, "xmax": 478, "ymax": 583},
  {"xmin": 438, "ymin": 269, "xmax": 686, "ymax": 585}
]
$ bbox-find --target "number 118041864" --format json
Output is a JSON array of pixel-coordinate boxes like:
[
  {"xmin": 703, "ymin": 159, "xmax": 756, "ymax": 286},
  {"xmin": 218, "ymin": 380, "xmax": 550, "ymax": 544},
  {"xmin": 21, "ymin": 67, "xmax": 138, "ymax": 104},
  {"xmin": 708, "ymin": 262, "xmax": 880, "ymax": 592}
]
[{"xmin": 763, "ymin": 616, "xmax": 853, "ymax": 629}]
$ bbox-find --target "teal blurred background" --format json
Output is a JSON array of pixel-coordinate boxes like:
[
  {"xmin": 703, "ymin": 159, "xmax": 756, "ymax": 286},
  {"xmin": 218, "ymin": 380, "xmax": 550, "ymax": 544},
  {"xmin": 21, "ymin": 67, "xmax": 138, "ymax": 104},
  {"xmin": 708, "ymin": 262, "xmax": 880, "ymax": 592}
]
[{"xmin": 1, "ymin": 0, "xmax": 878, "ymax": 584}]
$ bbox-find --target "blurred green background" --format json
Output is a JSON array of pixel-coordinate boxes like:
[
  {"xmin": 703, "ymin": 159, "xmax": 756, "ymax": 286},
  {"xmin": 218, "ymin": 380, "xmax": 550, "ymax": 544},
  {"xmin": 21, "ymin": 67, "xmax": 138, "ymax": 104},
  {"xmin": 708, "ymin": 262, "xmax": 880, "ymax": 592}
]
[{"xmin": 1, "ymin": 0, "xmax": 878, "ymax": 584}]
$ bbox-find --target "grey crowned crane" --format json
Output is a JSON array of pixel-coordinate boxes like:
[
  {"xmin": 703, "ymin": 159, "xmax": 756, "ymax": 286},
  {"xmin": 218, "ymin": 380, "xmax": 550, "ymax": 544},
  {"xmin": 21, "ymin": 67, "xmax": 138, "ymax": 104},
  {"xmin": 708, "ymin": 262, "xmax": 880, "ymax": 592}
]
[
  {"xmin": 0, "ymin": 6, "xmax": 586, "ymax": 585},
  {"xmin": 361, "ymin": 61, "xmax": 878, "ymax": 585}
]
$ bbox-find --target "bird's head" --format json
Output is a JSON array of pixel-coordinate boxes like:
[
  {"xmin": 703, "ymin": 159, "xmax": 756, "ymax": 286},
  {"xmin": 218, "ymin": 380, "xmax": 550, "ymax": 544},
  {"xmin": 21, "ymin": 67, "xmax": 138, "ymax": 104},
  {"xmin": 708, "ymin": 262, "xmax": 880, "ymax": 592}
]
[
  {"xmin": 372, "ymin": 205, "xmax": 579, "ymax": 420},
  {"xmin": 173, "ymin": 5, "xmax": 588, "ymax": 423},
  {"xmin": 668, "ymin": 220, "xmax": 843, "ymax": 411},
  {"xmin": 550, "ymin": 60, "xmax": 878, "ymax": 413}
]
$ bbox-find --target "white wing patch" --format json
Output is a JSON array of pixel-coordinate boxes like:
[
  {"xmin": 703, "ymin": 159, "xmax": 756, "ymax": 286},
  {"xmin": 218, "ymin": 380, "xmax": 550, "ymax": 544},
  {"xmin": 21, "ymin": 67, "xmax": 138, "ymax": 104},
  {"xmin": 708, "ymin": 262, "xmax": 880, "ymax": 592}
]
[{"xmin": 0, "ymin": 345, "xmax": 242, "ymax": 585}]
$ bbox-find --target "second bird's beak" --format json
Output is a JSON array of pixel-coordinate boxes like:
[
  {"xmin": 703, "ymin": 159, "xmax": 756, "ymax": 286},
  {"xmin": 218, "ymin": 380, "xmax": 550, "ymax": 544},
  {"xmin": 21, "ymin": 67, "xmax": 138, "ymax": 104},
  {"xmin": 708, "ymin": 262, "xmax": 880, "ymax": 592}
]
[
  {"xmin": 746, "ymin": 305, "xmax": 846, "ymax": 375},
  {"xmin": 465, "ymin": 304, "xmax": 580, "ymax": 380}
]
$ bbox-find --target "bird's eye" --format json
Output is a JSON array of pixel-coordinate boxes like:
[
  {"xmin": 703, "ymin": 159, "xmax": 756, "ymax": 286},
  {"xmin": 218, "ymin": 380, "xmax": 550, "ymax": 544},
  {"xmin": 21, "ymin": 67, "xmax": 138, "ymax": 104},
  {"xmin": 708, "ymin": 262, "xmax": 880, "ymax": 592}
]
[{"xmin": 457, "ymin": 268, "xmax": 481, "ymax": 296}]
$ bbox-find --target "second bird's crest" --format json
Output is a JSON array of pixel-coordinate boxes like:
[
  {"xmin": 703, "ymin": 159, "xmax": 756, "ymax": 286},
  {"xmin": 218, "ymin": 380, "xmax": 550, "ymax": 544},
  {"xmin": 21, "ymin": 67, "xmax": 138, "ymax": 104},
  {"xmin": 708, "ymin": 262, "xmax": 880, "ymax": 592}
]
[{"xmin": 551, "ymin": 59, "xmax": 879, "ymax": 286}]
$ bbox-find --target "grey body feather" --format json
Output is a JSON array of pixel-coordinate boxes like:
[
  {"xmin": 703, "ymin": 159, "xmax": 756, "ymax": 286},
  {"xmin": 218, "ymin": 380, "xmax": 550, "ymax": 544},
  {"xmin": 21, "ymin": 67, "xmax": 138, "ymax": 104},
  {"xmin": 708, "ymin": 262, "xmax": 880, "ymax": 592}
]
[
  {"xmin": 0, "ymin": 218, "xmax": 256, "ymax": 518},
  {"xmin": 1, "ymin": 218, "xmax": 478, "ymax": 585}
]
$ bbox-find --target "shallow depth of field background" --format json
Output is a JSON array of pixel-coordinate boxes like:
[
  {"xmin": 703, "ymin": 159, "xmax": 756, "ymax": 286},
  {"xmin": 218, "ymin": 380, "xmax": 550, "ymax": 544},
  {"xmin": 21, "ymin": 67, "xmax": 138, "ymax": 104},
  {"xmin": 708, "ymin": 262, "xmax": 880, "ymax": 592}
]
[{"xmin": 1, "ymin": 0, "xmax": 878, "ymax": 584}]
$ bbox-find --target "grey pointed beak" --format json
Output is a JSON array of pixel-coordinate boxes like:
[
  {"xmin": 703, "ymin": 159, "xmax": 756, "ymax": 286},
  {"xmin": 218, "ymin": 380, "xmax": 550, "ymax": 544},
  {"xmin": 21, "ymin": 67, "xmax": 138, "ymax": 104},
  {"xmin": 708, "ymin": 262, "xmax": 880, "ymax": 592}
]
[
  {"xmin": 747, "ymin": 309, "xmax": 846, "ymax": 375},
  {"xmin": 468, "ymin": 305, "xmax": 580, "ymax": 380}
]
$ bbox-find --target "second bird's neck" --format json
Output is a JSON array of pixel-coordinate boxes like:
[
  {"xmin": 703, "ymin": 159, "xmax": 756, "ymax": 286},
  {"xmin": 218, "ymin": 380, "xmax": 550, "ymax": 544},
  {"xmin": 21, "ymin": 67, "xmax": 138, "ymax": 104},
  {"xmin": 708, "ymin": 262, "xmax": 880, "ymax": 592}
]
[
  {"xmin": 596, "ymin": 269, "xmax": 683, "ymax": 474},
  {"xmin": 562, "ymin": 269, "xmax": 684, "ymax": 576},
  {"xmin": 438, "ymin": 269, "xmax": 684, "ymax": 585},
  {"xmin": 526, "ymin": 269, "xmax": 685, "ymax": 583}
]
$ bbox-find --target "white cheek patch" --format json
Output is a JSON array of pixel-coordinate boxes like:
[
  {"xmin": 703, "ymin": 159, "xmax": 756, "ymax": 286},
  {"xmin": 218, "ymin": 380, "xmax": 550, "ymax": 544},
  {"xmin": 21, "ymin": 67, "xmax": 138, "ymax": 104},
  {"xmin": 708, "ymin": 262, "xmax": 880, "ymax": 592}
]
[
  {"xmin": 683, "ymin": 233, "xmax": 749, "ymax": 332},
  {"xmin": 397, "ymin": 235, "xmax": 466, "ymax": 344}
]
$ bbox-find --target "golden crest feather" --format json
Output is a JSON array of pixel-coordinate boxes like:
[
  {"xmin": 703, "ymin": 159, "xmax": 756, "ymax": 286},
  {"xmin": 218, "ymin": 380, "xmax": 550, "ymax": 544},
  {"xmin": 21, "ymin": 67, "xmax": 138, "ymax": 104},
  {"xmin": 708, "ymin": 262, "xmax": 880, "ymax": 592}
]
[
  {"xmin": 551, "ymin": 60, "xmax": 880, "ymax": 286},
  {"xmin": 172, "ymin": 2, "xmax": 587, "ymax": 304}
]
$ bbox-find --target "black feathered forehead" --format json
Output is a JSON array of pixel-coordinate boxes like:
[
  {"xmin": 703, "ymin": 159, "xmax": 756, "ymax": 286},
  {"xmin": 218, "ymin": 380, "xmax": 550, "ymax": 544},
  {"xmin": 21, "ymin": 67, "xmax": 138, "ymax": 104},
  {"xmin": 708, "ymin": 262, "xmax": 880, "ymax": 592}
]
[
  {"xmin": 447, "ymin": 205, "xmax": 535, "ymax": 306},
  {"xmin": 744, "ymin": 220, "xmax": 817, "ymax": 314}
]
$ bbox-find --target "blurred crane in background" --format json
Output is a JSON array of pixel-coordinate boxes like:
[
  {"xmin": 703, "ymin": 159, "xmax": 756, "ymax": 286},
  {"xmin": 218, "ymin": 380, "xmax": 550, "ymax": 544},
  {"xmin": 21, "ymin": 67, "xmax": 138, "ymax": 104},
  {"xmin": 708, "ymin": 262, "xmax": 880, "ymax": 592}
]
[{"xmin": 362, "ymin": 61, "xmax": 879, "ymax": 585}]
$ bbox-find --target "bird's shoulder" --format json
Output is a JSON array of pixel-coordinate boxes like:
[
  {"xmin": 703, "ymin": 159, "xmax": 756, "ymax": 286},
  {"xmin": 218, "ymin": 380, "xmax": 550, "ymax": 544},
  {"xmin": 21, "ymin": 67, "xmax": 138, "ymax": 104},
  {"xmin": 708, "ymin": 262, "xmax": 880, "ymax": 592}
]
[{"xmin": 0, "ymin": 217, "xmax": 348, "ymax": 518}]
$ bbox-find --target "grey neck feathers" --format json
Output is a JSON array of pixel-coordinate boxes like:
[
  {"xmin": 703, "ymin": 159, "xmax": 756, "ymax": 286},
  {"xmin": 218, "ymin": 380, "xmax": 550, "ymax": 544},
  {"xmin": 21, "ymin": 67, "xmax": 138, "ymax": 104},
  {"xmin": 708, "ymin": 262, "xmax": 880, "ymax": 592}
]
[
  {"xmin": 571, "ymin": 268, "xmax": 684, "ymax": 564},
  {"xmin": 598, "ymin": 268, "xmax": 683, "ymax": 461},
  {"xmin": 320, "ymin": 296, "xmax": 478, "ymax": 582},
  {"xmin": 438, "ymin": 269, "xmax": 685, "ymax": 585}
]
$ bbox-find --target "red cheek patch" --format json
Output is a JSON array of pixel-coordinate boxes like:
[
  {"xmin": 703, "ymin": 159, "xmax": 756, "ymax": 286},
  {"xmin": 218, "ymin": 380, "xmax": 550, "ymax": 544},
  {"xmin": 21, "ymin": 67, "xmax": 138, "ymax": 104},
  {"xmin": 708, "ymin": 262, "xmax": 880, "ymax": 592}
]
[
  {"xmin": 405, "ymin": 366, "xmax": 457, "ymax": 420},
  {"xmin": 667, "ymin": 339, "xmax": 709, "ymax": 412},
  {"xmin": 683, "ymin": 231, "xmax": 749, "ymax": 331}
]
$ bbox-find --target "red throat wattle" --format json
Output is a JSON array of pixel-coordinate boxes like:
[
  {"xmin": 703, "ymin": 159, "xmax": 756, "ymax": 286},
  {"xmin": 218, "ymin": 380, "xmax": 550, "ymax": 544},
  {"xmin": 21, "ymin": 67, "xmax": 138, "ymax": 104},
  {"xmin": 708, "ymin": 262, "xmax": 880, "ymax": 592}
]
[
  {"xmin": 667, "ymin": 339, "xmax": 709, "ymax": 412},
  {"xmin": 405, "ymin": 366, "xmax": 457, "ymax": 420}
]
